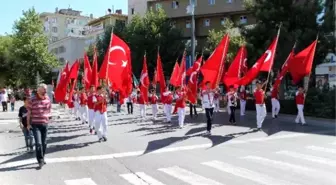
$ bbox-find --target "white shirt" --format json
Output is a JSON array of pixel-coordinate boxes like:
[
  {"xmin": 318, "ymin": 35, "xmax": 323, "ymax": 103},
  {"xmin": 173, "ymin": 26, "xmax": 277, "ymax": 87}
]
[
  {"xmin": 226, "ymin": 92, "xmax": 238, "ymax": 106},
  {"xmin": 163, "ymin": 91, "xmax": 172, "ymax": 96},
  {"xmin": 201, "ymin": 89, "xmax": 215, "ymax": 109}
]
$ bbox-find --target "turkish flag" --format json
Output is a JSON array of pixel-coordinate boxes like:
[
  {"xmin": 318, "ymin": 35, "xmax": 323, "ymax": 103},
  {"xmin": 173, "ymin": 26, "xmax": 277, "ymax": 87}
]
[
  {"xmin": 169, "ymin": 61, "xmax": 180, "ymax": 87},
  {"xmin": 288, "ymin": 40, "xmax": 317, "ymax": 84},
  {"xmin": 223, "ymin": 46, "xmax": 247, "ymax": 86},
  {"xmin": 186, "ymin": 56, "xmax": 203, "ymax": 76},
  {"xmin": 200, "ymin": 34, "xmax": 229, "ymax": 89},
  {"xmin": 54, "ymin": 63, "xmax": 70, "ymax": 102},
  {"xmin": 238, "ymin": 36, "xmax": 278, "ymax": 85},
  {"xmin": 140, "ymin": 54, "xmax": 149, "ymax": 103},
  {"xmin": 260, "ymin": 34, "xmax": 280, "ymax": 72},
  {"xmin": 90, "ymin": 48, "xmax": 99, "ymax": 88},
  {"xmin": 187, "ymin": 56, "xmax": 202, "ymax": 104},
  {"xmin": 83, "ymin": 52, "xmax": 92, "ymax": 90},
  {"xmin": 272, "ymin": 50, "xmax": 295, "ymax": 89},
  {"xmin": 177, "ymin": 50, "xmax": 187, "ymax": 87},
  {"xmin": 156, "ymin": 52, "xmax": 166, "ymax": 100},
  {"xmin": 98, "ymin": 51, "xmax": 109, "ymax": 79}
]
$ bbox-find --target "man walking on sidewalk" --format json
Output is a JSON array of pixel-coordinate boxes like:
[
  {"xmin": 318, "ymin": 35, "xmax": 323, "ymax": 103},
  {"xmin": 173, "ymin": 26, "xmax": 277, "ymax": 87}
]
[{"xmin": 27, "ymin": 83, "xmax": 52, "ymax": 169}]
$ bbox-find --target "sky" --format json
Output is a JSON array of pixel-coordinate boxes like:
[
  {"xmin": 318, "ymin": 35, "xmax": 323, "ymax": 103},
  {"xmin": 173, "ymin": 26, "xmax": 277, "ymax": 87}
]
[{"xmin": 0, "ymin": 0, "xmax": 128, "ymax": 35}]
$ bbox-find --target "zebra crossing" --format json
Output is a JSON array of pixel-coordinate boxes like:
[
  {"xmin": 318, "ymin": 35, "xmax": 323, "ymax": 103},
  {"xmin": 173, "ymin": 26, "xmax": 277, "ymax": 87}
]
[{"xmin": 21, "ymin": 142, "xmax": 336, "ymax": 185}]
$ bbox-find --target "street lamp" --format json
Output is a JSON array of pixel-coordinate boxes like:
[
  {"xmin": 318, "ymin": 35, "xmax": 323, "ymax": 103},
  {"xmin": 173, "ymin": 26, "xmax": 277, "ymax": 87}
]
[{"xmin": 187, "ymin": 0, "xmax": 196, "ymax": 65}]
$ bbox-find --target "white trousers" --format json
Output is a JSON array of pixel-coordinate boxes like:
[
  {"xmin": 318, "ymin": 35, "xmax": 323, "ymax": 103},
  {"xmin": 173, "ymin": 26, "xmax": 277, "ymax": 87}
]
[
  {"xmin": 79, "ymin": 105, "xmax": 88, "ymax": 122},
  {"xmin": 152, "ymin": 104, "xmax": 158, "ymax": 118},
  {"xmin": 164, "ymin": 104, "xmax": 172, "ymax": 121},
  {"xmin": 95, "ymin": 111, "xmax": 107, "ymax": 139},
  {"xmin": 214, "ymin": 99, "xmax": 220, "ymax": 112},
  {"xmin": 88, "ymin": 109, "xmax": 95, "ymax": 129},
  {"xmin": 295, "ymin": 104, "xmax": 306, "ymax": 124},
  {"xmin": 271, "ymin": 98, "xmax": 280, "ymax": 118},
  {"xmin": 240, "ymin": 100, "xmax": 246, "ymax": 116},
  {"xmin": 255, "ymin": 104, "xmax": 267, "ymax": 128},
  {"xmin": 139, "ymin": 104, "xmax": 146, "ymax": 118},
  {"xmin": 74, "ymin": 102, "xmax": 80, "ymax": 118},
  {"xmin": 178, "ymin": 107, "xmax": 185, "ymax": 127}
]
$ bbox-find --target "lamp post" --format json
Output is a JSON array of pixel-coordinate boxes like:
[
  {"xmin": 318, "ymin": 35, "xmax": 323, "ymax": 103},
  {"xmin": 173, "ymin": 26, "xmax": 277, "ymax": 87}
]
[{"xmin": 188, "ymin": 0, "xmax": 196, "ymax": 65}]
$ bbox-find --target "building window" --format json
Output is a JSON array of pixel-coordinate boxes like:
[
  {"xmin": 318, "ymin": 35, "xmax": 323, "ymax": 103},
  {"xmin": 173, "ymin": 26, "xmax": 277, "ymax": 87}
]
[
  {"xmin": 227, "ymin": 0, "xmax": 232, "ymax": 3},
  {"xmin": 52, "ymin": 27, "xmax": 58, "ymax": 33},
  {"xmin": 59, "ymin": 58, "xmax": 65, "ymax": 64},
  {"xmin": 50, "ymin": 17, "xmax": 57, "ymax": 23},
  {"xmin": 44, "ymin": 26, "xmax": 49, "ymax": 32},
  {"xmin": 131, "ymin": 8, "xmax": 135, "ymax": 15},
  {"xmin": 186, "ymin": 20, "xmax": 191, "ymax": 28},
  {"xmin": 170, "ymin": 21, "xmax": 176, "ymax": 28},
  {"xmin": 240, "ymin": 15, "xmax": 247, "ymax": 24},
  {"xmin": 208, "ymin": 0, "xmax": 215, "ymax": 5},
  {"xmin": 204, "ymin": 19, "xmax": 210, "ymax": 27},
  {"xmin": 156, "ymin": 3, "xmax": 162, "ymax": 10},
  {"xmin": 220, "ymin": 17, "xmax": 228, "ymax": 25},
  {"xmin": 172, "ymin": 1, "xmax": 179, "ymax": 9},
  {"xmin": 191, "ymin": 0, "xmax": 197, "ymax": 6},
  {"xmin": 59, "ymin": 46, "xmax": 66, "ymax": 53},
  {"xmin": 52, "ymin": 36, "xmax": 58, "ymax": 42}
]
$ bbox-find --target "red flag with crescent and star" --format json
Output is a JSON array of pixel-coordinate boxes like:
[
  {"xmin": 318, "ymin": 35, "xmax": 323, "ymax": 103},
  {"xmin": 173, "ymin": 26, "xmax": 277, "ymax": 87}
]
[
  {"xmin": 156, "ymin": 52, "xmax": 166, "ymax": 101},
  {"xmin": 186, "ymin": 56, "xmax": 202, "ymax": 104},
  {"xmin": 177, "ymin": 50, "xmax": 187, "ymax": 88},
  {"xmin": 83, "ymin": 52, "xmax": 92, "ymax": 90},
  {"xmin": 140, "ymin": 54, "xmax": 149, "ymax": 103},
  {"xmin": 169, "ymin": 60, "xmax": 180, "ymax": 87},
  {"xmin": 260, "ymin": 28, "xmax": 280, "ymax": 72},
  {"xmin": 98, "ymin": 51, "xmax": 109, "ymax": 80},
  {"xmin": 54, "ymin": 62, "xmax": 70, "ymax": 102},
  {"xmin": 222, "ymin": 46, "xmax": 247, "ymax": 87},
  {"xmin": 272, "ymin": 48, "xmax": 295, "ymax": 90}
]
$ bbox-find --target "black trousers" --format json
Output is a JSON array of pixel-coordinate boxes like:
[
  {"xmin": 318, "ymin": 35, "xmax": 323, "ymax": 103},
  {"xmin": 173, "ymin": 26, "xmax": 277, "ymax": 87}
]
[
  {"xmin": 32, "ymin": 124, "xmax": 48, "ymax": 163},
  {"xmin": 229, "ymin": 106, "xmax": 236, "ymax": 123},
  {"xmin": 127, "ymin": 102, "xmax": 133, "ymax": 114},
  {"xmin": 189, "ymin": 103, "xmax": 198, "ymax": 117},
  {"xmin": 2, "ymin": 101, "xmax": 7, "ymax": 112},
  {"xmin": 205, "ymin": 108, "xmax": 214, "ymax": 131}
]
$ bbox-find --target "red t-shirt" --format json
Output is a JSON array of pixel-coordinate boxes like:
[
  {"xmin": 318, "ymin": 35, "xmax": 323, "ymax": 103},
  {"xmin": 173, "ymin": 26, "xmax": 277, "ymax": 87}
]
[
  {"xmin": 240, "ymin": 91, "xmax": 247, "ymax": 100},
  {"xmin": 87, "ymin": 93, "xmax": 95, "ymax": 109},
  {"xmin": 165, "ymin": 93, "xmax": 173, "ymax": 104},
  {"xmin": 150, "ymin": 95, "xmax": 158, "ymax": 104},
  {"xmin": 175, "ymin": 91, "xmax": 186, "ymax": 108},
  {"xmin": 296, "ymin": 92, "xmax": 305, "ymax": 105},
  {"xmin": 79, "ymin": 93, "xmax": 88, "ymax": 106},
  {"xmin": 94, "ymin": 95, "xmax": 107, "ymax": 113},
  {"xmin": 254, "ymin": 89, "xmax": 265, "ymax": 104},
  {"xmin": 271, "ymin": 89, "xmax": 279, "ymax": 99},
  {"xmin": 137, "ymin": 95, "xmax": 145, "ymax": 104}
]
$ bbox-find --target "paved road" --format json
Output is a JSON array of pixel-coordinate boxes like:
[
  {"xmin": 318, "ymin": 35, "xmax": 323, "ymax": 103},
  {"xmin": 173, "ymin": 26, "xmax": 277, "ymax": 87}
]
[{"xmin": 0, "ymin": 102, "xmax": 335, "ymax": 185}]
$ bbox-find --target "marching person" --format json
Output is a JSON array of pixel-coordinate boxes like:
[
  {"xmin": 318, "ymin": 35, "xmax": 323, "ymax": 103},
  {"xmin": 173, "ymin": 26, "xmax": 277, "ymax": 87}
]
[
  {"xmin": 149, "ymin": 90, "xmax": 158, "ymax": 119},
  {"xmin": 87, "ymin": 86, "xmax": 96, "ymax": 134},
  {"xmin": 201, "ymin": 81, "xmax": 216, "ymax": 135},
  {"xmin": 271, "ymin": 85, "xmax": 280, "ymax": 118},
  {"xmin": 239, "ymin": 86, "xmax": 247, "ymax": 116},
  {"xmin": 254, "ymin": 80, "xmax": 267, "ymax": 130},
  {"xmin": 126, "ymin": 92, "xmax": 134, "ymax": 114},
  {"xmin": 18, "ymin": 97, "xmax": 34, "ymax": 152},
  {"xmin": 295, "ymin": 86, "xmax": 306, "ymax": 125},
  {"xmin": 79, "ymin": 87, "xmax": 89, "ymax": 125},
  {"xmin": 73, "ymin": 90, "xmax": 81, "ymax": 121},
  {"xmin": 175, "ymin": 86, "xmax": 187, "ymax": 128},
  {"xmin": 93, "ymin": 86, "xmax": 108, "ymax": 142},
  {"xmin": 163, "ymin": 86, "xmax": 173, "ymax": 123},
  {"xmin": 27, "ymin": 83, "xmax": 52, "ymax": 169},
  {"xmin": 225, "ymin": 85, "xmax": 238, "ymax": 124},
  {"xmin": 10, "ymin": 95, "xmax": 16, "ymax": 112},
  {"xmin": 137, "ymin": 90, "xmax": 146, "ymax": 119},
  {"xmin": 214, "ymin": 87, "xmax": 220, "ymax": 112}
]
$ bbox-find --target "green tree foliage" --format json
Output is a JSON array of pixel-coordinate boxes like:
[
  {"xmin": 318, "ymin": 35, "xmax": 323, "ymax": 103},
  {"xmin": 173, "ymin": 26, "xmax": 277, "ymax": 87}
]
[
  {"xmin": 0, "ymin": 36, "xmax": 16, "ymax": 86},
  {"xmin": 11, "ymin": 8, "xmax": 57, "ymax": 86},
  {"xmin": 242, "ymin": 0, "xmax": 330, "ymax": 71},
  {"xmin": 96, "ymin": 9, "xmax": 184, "ymax": 77},
  {"xmin": 206, "ymin": 18, "xmax": 246, "ymax": 62}
]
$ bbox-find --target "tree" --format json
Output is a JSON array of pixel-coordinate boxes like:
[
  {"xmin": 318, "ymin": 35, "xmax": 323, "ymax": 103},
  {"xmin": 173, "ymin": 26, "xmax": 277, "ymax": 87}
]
[
  {"xmin": 11, "ymin": 8, "xmax": 57, "ymax": 86},
  {"xmin": 96, "ymin": 9, "xmax": 185, "ymax": 78},
  {"xmin": 206, "ymin": 18, "xmax": 246, "ymax": 62}
]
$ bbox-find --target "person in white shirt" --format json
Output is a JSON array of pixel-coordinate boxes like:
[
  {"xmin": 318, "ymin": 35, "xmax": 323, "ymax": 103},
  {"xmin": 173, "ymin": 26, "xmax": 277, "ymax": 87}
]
[
  {"xmin": 149, "ymin": 90, "xmax": 159, "ymax": 119},
  {"xmin": 201, "ymin": 81, "xmax": 216, "ymax": 135},
  {"xmin": 73, "ymin": 90, "xmax": 81, "ymax": 121},
  {"xmin": 225, "ymin": 85, "xmax": 238, "ymax": 124},
  {"xmin": 0, "ymin": 90, "xmax": 8, "ymax": 112}
]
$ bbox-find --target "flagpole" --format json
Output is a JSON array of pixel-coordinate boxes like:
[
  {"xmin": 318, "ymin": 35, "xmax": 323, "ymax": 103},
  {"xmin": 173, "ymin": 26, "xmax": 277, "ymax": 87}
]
[{"xmin": 264, "ymin": 22, "xmax": 282, "ymax": 91}]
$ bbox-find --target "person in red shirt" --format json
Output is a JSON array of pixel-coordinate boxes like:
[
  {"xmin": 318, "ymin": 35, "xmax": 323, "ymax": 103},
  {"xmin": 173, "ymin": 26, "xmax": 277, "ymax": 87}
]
[
  {"xmin": 87, "ymin": 86, "xmax": 96, "ymax": 134},
  {"xmin": 239, "ymin": 86, "xmax": 247, "ymax": 116},
  {"xmin": 149, "ymin": 90, "xmax": 158, "ymax": 119},
  {"xmin": 79, "ymin": 87, "xmax": 89, "ymax": 125},
  {"xmin": 163, "ymin": 86, "xmax": 173, "ymax": 123},
  {"xmin": 137, "ymin": 89, "xmax": 146, "ymax": 118},
  {"xmin": 295, "ymin": 86, "xmax": 306, "ymax": 125},
  {"xmin": 271, "ymin": 85, "xmax": 280, "ymax": 118},
  {"xmin": 174, "ymin": 86, "xmax": 187, "ymax": 128},
  {"xmin": 93, "ymin": 86, "xmax": 108, "ymax": 142},
  {"xmin": 254, "ymin": 80, "xmax": 267, "ymax": 130}
]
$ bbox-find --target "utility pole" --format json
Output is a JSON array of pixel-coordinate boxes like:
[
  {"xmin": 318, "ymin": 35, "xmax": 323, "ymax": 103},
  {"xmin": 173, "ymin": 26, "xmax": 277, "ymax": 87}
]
[{"xmin": 188, "ymin": 0, "xmax": 196, "ymax": 65}]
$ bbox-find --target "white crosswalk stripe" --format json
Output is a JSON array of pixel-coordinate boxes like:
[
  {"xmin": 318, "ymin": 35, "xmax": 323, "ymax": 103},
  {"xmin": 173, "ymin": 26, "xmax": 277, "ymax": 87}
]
[
  {"xmin": 120, "ymin": 172, "xmax": 165, "ymax": 185},
  {"xmin": 158, "ymin": 166, "xmax": 224, "ymax": 185},
  {"xmin": 0, "ymin": 119, "xmax": 17, "ymax": 125},
  {"xmin": 202, "ymin": 160, "xmax": 299, "ymax": 185},
  {"xmin": 306, "ymin": 145, "xmax": 336, "ymax": 154},
  {"xmin": 64, "ymin": 178, "xmax": 98, "ymax": 185},
  {"xmin": 276, "ymin": 150, "xmax": 336, "ymax": 167}
]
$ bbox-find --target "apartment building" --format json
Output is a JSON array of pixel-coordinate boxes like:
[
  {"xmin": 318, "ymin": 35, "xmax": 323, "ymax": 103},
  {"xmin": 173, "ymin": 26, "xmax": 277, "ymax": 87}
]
[
  {"xmin": 40, "ymin": 8, "xmax": 93, "ymax": 44},
  {"xmin": 85, "ymin": 9, "xmax": 128, "ymax": 47},
  {"xmin": 147, "ymin": 0, "xmax": 256, "ymax": 50},
  {"xmin": 128, "ymin": 0, "xmax": 151, "ymax": 22}
]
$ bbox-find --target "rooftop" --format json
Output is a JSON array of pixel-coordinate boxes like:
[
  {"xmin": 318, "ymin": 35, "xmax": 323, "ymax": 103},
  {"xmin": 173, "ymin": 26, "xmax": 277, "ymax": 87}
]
[{"xmin": 87, "ymin": 13, "xmax": 127, "ymax": 26}]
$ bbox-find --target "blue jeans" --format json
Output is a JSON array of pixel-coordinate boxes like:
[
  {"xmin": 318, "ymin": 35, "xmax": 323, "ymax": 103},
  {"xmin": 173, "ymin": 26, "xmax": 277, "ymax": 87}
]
[
  {"xmin": 22, "ymin": 127, "xmax": 34, "ymax": 149},
  {"xmin": 31, "ymin": 124, "xmax": 48, "ymax": 163},
  {"xmin": 10, "ymin": 103, "xmax": 14, "ymax": 111}
]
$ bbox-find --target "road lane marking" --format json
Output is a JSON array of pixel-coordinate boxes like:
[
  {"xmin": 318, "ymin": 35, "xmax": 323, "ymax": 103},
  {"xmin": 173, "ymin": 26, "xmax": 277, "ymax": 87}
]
[
  {"xmin": 306, "ymin": 145, "xmax": 336, "ymax": 154},
  {"xmin": 120, "ymin": 172, "xmax": 165, "ymax": 185},
  {"xmin": 276, "ymin": 150, "xmax": 336, "ymax": 167},
  {"xmin": 202, "ymin": 160, "xmax": 299, "ymax": 185},
  {"xmin": 64, "ymin": 178, "xmax": 97, "ymax": 185},
  {"xmin": 0, "ymin": 120, "xmax": 17, "ymax": 125},
  {"xmin": 242, "ymin": 155, "xmax": 336, "ymax": 183},
  {"xmin": 0, "ymin": 130, "xmax": 332, "ymax": 168},
  {"xmin": 158, "ymin": 166, "xmax": 223, "ymax": 185}
]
